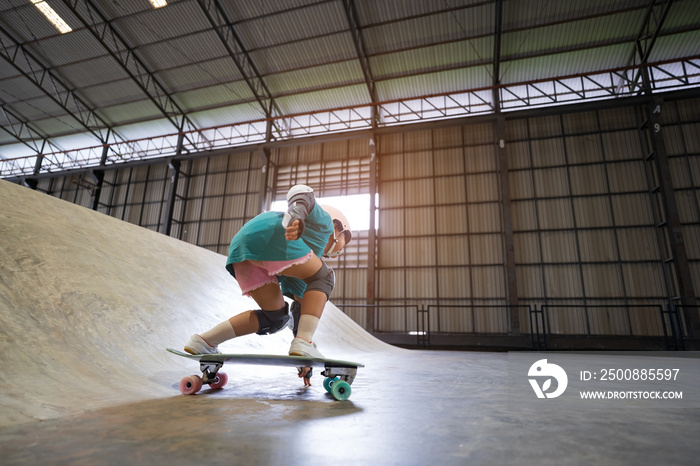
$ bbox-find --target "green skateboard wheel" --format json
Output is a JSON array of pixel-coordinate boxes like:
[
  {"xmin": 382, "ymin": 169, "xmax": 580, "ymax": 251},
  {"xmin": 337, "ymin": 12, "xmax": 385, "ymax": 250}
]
[
  {"xmin": 323, "ymin": 376, "xmax": 337, "ymax": 393},
  {"xmin": 330, "ymin": 380, "xmax": 351, "ymax": 401}
]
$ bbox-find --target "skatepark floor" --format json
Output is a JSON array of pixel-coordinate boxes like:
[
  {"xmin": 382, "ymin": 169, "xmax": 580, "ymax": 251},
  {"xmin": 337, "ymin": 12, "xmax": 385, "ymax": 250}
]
[{"xmin": 1, "ymin": 180, "xmax": 698, "ymax": 465}]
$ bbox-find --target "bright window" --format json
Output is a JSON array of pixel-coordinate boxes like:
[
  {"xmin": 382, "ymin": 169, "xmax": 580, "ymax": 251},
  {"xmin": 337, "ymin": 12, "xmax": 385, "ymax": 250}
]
[{"xmin": 271, "ymin": 193, "xmax": 374, "ymax": 231}]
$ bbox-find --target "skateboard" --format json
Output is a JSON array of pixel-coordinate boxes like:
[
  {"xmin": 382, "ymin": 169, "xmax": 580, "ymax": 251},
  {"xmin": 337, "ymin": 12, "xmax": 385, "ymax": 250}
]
[{"xmin": 166, "ymin": 348, "xmax": 364, "ymax": 401}]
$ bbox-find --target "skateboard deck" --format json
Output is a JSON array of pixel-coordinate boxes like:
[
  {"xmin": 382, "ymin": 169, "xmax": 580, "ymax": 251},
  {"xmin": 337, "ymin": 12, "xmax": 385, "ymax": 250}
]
[{"xmin": 166, "ymin": 348, "xmax": 364, "ymax": 401}]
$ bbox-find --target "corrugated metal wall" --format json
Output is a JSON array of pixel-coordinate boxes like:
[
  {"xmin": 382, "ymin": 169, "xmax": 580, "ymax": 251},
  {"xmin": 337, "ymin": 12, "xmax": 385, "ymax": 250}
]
[
  {"xmin": 376, "ymin": 123, "xmax": 509, "ymax": 333},
  {"xmin": 32, "ymin": 95, "xmax": 700, "ymax": 342},
  {"xmin": 171, "ymin": 152, "xmax": 263, "ymax": 253},
  {"xmin": 37, "ymin": 152, "xmax": 264, "ymax": 255},
  {"xmin": 372, "ymin": 98, "xmax": 699, "ymax": 338},
  {"xmin": 508, "ymin": 100, "xmax": 700, "ymax": 337},
  {"xmin": 270, "ymin": 140, "xmax": 372, "ymax": 326}
]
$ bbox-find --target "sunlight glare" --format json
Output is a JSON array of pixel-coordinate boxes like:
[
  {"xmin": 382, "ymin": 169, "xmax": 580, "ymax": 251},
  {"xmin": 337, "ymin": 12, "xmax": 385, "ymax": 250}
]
[{"xmin": 271, "ymin": 193, "xmax": 374, "ymax": 231}]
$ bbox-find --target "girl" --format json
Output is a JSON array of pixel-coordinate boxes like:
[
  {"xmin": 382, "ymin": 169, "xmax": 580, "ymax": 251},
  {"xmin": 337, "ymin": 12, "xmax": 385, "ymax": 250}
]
[{"xmin": 184, "ymin": 185, "xmax": 351, "ymax": 373}]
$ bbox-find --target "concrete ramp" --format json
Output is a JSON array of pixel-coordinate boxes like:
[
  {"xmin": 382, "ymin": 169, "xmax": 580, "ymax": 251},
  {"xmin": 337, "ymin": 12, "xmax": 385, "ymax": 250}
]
[
  {"xmin": 2, "ymin": 180, "xmax": 699, "ymax": 466},
  {"xmin": 0, "ymin": 180, "xmax": 396, "ymax": 428}
]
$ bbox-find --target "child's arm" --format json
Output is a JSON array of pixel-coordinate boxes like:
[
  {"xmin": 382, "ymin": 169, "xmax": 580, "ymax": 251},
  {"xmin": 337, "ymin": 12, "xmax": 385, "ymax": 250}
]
[
  {"xmin": 284, "ymin": 219, "xmax": 302, "ymax": 240},
  {"xmin": 281, "ymin": 184, "xmax": 315, "ymax": 239}
]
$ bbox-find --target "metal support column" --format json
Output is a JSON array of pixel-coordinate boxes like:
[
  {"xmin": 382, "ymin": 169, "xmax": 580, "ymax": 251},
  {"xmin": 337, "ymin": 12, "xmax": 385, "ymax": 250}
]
[
  {"xmin": 90, "ymin": 144, "xmax": 109, "ymax": 211},
  {"xmin": 258, "ymin": 147, "xmax": 271, "ymax": 214},
  {"xmin": 22, "ymin": 140, "xmax": 48, "ymax": 190},
  {"xmin": 495, "ymin": 116, "xmax": 519, "ymax": 334},
  {"xmin": 366, "ymin": 135, "xmax": 378, "ymax": 331},
  {"xmin": 33, "ymin": 153, "xmax": 44, "ymax": 177},
  {"xmin": 640, "ymin": 97, "xmax": 698, "ymax": 340},
  {"xmin": 161, "ymin": 159, "xmax": 181, "ymax": 236},
  {"xmin": 21, "ymin": 155, "xmax": 43, "ymax": 189},
  {"xmin": 492, "ymin": 0, "xmax": 518, "ymax": 334}
]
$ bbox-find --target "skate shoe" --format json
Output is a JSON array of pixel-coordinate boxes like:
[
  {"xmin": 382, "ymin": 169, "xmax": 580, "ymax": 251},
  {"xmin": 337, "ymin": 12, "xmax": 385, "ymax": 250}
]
[
  {"xmin": 184, "ymin": 334, "xmax": 221, "ymax": 355},
  {"xmin": 289, "ymin": 337, "xmax": 325, "ymax": 359}
]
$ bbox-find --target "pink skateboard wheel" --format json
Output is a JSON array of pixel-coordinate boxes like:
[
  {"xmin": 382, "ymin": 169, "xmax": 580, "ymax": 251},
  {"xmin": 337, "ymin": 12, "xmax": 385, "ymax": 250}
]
[
  {"xmin": 179, "ymin": 375, "xmax": 203, "ymax": 395},
  {"xmin": 209, "ymin": 372, "xmax": 228, "ymax": 390}
]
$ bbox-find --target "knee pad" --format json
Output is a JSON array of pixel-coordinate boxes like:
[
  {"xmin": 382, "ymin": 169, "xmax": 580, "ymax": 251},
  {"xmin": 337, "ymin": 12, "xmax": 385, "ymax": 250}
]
[
  {"xmin": 303, "ymin": 262, "xmax": 334, "ymax": 299},
  {"xmin": 254, "ymin": 303, "xmax": 290, "ymax": 335}
]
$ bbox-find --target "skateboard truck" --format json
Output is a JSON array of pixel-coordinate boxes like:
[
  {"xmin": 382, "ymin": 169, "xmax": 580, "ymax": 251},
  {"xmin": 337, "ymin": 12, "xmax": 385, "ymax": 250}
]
[
  {"xmin": 321, "ymin": 366, "xmax": 358, "ymax": 385},
  {"xmin": 296, "ymin": 365, "xmax": 359, "ymax": 384},
  {"xmin": 199, "ymin": 360, "xmax": 223, "ymax": 384}
]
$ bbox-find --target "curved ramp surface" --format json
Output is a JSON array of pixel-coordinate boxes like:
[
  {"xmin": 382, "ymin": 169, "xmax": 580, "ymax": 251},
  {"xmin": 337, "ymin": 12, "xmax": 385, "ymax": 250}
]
[{"xmin": 0, "ymin": 180, "xmax": 395, "ymax": 428}]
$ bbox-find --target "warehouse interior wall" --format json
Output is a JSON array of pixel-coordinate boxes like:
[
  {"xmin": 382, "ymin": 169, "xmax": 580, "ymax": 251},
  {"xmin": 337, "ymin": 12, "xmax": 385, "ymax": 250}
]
[{"xmin": 29, "ymin": 92, "xmax": 700, "ymax": 350}]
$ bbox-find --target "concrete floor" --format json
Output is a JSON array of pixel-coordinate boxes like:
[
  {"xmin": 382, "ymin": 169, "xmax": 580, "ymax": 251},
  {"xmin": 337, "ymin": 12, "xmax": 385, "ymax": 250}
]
[
  {"xmin": 1, "ymin": 180, "xmax": 699, "ymax": 465},
  {"xmin": 2, "ymin": 350, "xmax": 699, "ymax": 465}
]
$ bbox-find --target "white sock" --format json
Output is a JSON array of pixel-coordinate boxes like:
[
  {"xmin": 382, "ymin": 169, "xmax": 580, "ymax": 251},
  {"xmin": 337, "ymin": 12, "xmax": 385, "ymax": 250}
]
[
  {"xmin": 200, "ymin": 320, "xmax": 237, "ymax": 347},
  {"xmin": 296, "ymin": 315, "xmax": 320, "ymax": 343}
]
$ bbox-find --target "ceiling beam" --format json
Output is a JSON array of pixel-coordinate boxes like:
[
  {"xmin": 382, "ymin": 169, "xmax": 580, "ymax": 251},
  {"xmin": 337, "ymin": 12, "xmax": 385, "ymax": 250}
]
[
  {"xmin": 636, "ymin": 0, "xmax": 675, "ymax": 93},
  {"xmin": 0, "ymin": 104, "xmax": 58, "ymax": 156},
  {"xmin": 0, "ymin": 23, "xmax": 111, "ymax": 145},
  {"xmin": 0, "ymin": 20, "xmax": 150, "ymax": 169},
  {"xmin": 196, "ymin": 0, "xmax": 287, "ymax": 140},
  {"xmin": 492, "ymin": 0, "xmax": 503, "ymax": 111},
  {"xmin": 342, "ymin": 0, "xmax": 379, "ymax": 126},
  {"xmin": 8, "ymin": 85, "xmax": 700, "ymax": 185},
  {"xmin": 61, "ymin": 0, "xmax": 201, "ymax": 150},
  {"xmin": 636, "ymin": 0, "xmax": 675, "ymax": 65},
  {"xmin": 616, "ymin": 0, "xmax": 675, "ymax": 94}
]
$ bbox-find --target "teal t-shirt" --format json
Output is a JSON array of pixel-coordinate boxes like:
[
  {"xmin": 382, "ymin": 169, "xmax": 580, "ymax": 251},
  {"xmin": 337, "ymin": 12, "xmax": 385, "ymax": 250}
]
[{"xmin": 225, "ymin": 203, "xmax": 334, "ymax": 297}]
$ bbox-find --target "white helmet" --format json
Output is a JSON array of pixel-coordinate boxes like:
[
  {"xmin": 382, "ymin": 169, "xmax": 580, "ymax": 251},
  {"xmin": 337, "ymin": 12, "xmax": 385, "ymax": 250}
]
[{"xmin": 320, "ymin": 204, "xmax": 352, "ymax": 244}]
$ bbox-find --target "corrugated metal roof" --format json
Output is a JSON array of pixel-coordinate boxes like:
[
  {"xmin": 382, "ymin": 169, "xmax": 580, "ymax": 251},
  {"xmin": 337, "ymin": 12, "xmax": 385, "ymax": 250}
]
[
  {"xmin": 276, "ymin": 83, "xmax": 370, "ymax": 115},
  {"xmin": 26, "ymin": 112, "xmax": 78, "ymax": 137},
  {"xmin": 265, "ymin": 60, "xmax": 365, "ymax": 96},
  {"xmin": 0, "ymin": 75, "xmax": 45, "ymax": 103},
  {"xmin": 155, "ymin": 58, "xmax": 243, "ymax": 93},
  {"xmin": 19, "ymin": 29, "xmax": 104, "ymax": 65},
  {"xmin": 79, "ymin": 80, "xmax": 147, "ymax": 109},
  {"xmin": 221, "ymin": 0, "xmax": 323, "ymax": 22},
  {"xmin": 377, "ymin": 67, "xmax": 494, "ymax": 101},
  {"xmin": 502, "ymin": 10, "xmax": 647, "ymax": 58},
  {"xmin": 94, "ymin": 0, "xmax": 154, "ymax": 18},
  {"xmin": 251, "ymin": 32, "xmax": 357, "ymax": 75},
  {"xmin": 110, "ymin": 1, "xmax": 212, "ymax": 44},
  {"xmin": 1, "ymin": 0, "xmax": 699, "ymax": 173},
  {"xmin": 371, "ymin": 39, "xmax": 492, "ymax": 79},
  {"xmin": 648, "ymin": 29, "xmax": 700, "ymax": 63},
  {"xmin": 363, "ymin": 6, "xmax": 494, "ymax": 55},
  {"xmin": 57, "ymin": 55, "xmax": 132, "ymax": 88},
  {"xmin": 357, "ymin": 0, "xmax": 488, "ymax": 25},
  {"xmin": 1, "ymin": 1, "xmax": 73, "ymax": 42},
  {"xmin": 185, "ymin": 102, "xmax": 267, "ymax": 129},
  {"xmin": 233, "ymin": 1, "xmax": 347, "ymax": 49},
  {"xmin": 96, "ymin": 100, "xmax": 164, "ymax": 127},
  {"xmin": 173, "ymin": 82, "xmax": 258, "ymax": 111},
  {"xmin": 138, "ymin": 32, "xmax": 215, "ymax": 69},
  {"xmin": 503, "ymin": 0, "xmax": 650, "ymax": 30},
  {"xmin": 500, "ymin": 43, "xmax": 635, "ymax": 83}
]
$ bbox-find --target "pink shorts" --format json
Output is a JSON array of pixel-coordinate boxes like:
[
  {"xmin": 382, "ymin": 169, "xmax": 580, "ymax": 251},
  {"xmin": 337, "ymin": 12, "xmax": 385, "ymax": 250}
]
[{"xmin": 232, "ymin": 251, "xmax": 314, "ymax": 296}]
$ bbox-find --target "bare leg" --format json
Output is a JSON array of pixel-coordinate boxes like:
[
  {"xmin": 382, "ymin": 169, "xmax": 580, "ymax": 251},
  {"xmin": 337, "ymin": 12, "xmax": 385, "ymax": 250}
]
[
  {"xmin": 281, "ymin": 255, "xmax": 328, "ymax": 341},
  {"xmin": 280, "ymin": 254, "xmax": 328, "ymax": 322},
  {"xmin": 279, "ymin": 256, "xmax": 329, "ymax": 384},
  {"xmin": 198, "ymin": 282, "xmax": 285, "ymax": 347},
  {"xmin": 227, "ymin": 282, "xmax": 286, "ymax": 336},
  {"xmin": 203, "ymin": 256, "xmax": 328, "ymax": 379}
]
